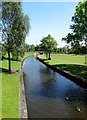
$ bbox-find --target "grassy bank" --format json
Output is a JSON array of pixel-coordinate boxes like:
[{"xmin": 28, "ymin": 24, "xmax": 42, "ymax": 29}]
[
  {"xmin": 0, "ymin": 52, "xmax": 34, "ymax": 118},
  {"xmin": 2, "ymin": 60, "xmax": 20, "ymax": 118},
  {"xmin": 41, "ymin": 53, "xmax": 87, "ymax": 81}
]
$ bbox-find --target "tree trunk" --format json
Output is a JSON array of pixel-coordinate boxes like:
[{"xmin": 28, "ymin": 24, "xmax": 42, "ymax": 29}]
[
  {"xmin": 8, "ymin": 49, "xmax": 11, "ymax": 74},
  {"xmin": 48, "ymin": 52, "xmax": 51, "ymax": 60},
  {"xmin": 46, "ymin": 52, "xmax": 48, "ymax": 59}
]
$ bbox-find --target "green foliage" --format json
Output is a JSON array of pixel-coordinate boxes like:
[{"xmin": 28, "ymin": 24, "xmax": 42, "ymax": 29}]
[
  {"xmin": 25, "ymin": 44, "xmax": 35, "ymax": 52},
  {"xmin": 58, "ymin": 46, "xmax": 69, "ymax": 54},
  {"xmin": 11, "ymin": 46, "xmax": 25, "ymax": 60},
  {"xmin": 1, "ymin": 2, "xmax": 30, "ymax": 72},
  {"xmin": 62, "ymin": 1, "xmax": 87, "ymax": 54},
  {"xmin": 29, "ymin": 44, "xmax": 35, "ymax": 52},
  {"xmin": 40, "ymin": 34, "xmax": 57, "ymax": 52},
  {"xmin": 40, "ymin": 34, "xmax": 57, "ymax": 59},
  {"xmin": 35, "ymin": 44, "xmax": 40, "ymax": 51},
  {"xmin": 24, "ymin": 15, "xmax": 30, "ymax": 36},
  {"xmin": 0, "ymin": 44, "xmax": 6, "ymax": 57}
]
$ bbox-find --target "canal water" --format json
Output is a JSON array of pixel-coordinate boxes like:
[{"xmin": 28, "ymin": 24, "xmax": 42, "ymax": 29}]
[{"xmin": 22, "ymin": 56, "xmax": 87, "ymax": 118}]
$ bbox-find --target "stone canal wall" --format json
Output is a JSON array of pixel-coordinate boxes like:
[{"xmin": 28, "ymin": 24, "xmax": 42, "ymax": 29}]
[{"xmin": 19, "ymin": 68, "xmax": 28, "ymax": 119}]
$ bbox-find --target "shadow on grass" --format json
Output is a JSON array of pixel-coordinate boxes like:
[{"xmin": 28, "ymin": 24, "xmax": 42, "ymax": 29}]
[
  {"xmin": 1, "ymin": 56, "xmax": 20, "ymax": 62},
  {"xmin": 0, "ymin": 67, "xmax": 19, "ymax": 74},
  {"xmin": 41, "ymin": 58, "xmax": 49, "ymax": 64},
  {"xmin": 0, "ymin": 68, "xmax": 9, "ymax": 73},
  {"xmin": 52, "ymin": 64, "xmax": 87, "ymax": 80},
  {"xmin": 41, "ymin": 58, "xmax": 48, "ymax": 61}
]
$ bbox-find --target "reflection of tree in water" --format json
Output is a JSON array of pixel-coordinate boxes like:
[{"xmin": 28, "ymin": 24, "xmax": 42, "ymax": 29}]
[
  {"xmin": 40, "ymin": 66, "xmax": 52, "ymax": 75},
  {"xmin": 32, "ymin": 78, "xmax": 58, "ymax": 98}
]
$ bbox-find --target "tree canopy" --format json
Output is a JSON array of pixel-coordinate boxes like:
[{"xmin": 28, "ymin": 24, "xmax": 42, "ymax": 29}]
[
  {"xmin": 62, "ymin": 1, "xmax": 87, "ymax": 54},
  {"xmin": 40, "ymin": 34, "xmax": 58, "ymax": 59},
  {"xmin": 1, "ymin": 2, "xmax": 30, "ymax": 73}
]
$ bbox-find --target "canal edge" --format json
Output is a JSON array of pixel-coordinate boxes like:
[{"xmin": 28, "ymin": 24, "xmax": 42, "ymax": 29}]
[
  {"xmin": 19, "ymin": 55, "xmax": 32, "ymax": 119},
  {"xmin": 37, "ymin": 57, "xmax": 87, "ymax": 88},
  {"xmin": 19, "ymin": 67, "xmax": 28, "ymax": 119}
]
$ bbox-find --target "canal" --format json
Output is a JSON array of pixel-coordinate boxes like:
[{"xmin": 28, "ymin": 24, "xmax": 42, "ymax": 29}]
[{"xmin": 22, "ymin": 56, "xmax": 87, "ymax": 118}]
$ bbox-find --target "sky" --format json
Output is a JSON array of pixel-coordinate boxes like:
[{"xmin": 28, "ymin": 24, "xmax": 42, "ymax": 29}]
[{"xmin": 22, "ymin": 2, "xmax": 79, "ymax": 47}]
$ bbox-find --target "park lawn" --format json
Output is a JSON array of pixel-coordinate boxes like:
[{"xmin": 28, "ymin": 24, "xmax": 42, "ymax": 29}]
[
  {"xmin": 24, "ymin": 52, "xmax": 34, "ymax": 58},
  {"xmin": 2, "ymin": 72, "xmax": 19, "ymax": 118},
  {"xmin": 41, "ymin": 53, "xmax": 87, "ymax": 80},
  {"xmin": 2, "ymin": 60, "xmax": 20, "ymax": 118},
  {"xmin": 1, "ymin": 52, "xmax": 34, "ymax": 118},
  {"xmin": 41, "ymin": 53, "xmax": 85, "ymax": 65}
]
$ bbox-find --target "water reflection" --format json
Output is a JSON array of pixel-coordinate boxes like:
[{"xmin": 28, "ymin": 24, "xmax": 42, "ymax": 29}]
[{"xmin": 22, "ymin": 56, "xmax": 87, "ymax": 118}]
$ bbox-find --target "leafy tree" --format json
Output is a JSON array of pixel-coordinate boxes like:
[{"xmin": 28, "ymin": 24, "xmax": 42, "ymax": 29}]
[
  {"xmin": 58, "ymin": 46, "xmax": 68, "ymax": 54},
  {"xmin": 25, "ymin": 43, "xmax": 30, "ymax": 52},
  {"xmin": 62, "ymin": 1, "xmax": 87, "ymax": 54},
  {"xmin": 0, "ymin": 44, "xmax": 6, "ymax": 60},
  {"xmin": 11, "ymin": 14, "xmax": 30, "ymax": 60},
  {"xmin": 35, "ymin": 44, "xmax": 40, "ymax": 51},
  {"xmin": 80, "ymin": 46, "xmax": 87, "ymax": 54},
  {"xmin": 1, "ymin": 2, "xmax": 30, "ymax": 73},
  {"xmin": 40, "ymin": 34, "xmax": 57, "ymax": 59},
  {"xmin": 29, "ymin": 44, "xmax": 35, "ymax": 52},
  {"xmin": 24, "ymin": 44, "xmax": 35, "ymax": 52},
  {"xmin": 70, "ymin": 1, "xmax": 87, "ymax": 46}
]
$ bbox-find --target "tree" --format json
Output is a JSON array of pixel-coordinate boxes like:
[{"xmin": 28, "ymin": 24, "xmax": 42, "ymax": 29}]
[
  {"xmin": 25, "ymin": 43, "xmax": 30, "ymax": 52},
  {"xmin": 29, "ymin": 44, "xmax": 35, "ymax": 52},
  {"xmin": 1, "ymin": 2, "xmax": 30, "ymax": 73},
  {"xmin": 62, "ymin": 33, "xmax": 81, "ymax": 54},
  {"xmin": 70, "ymin": 1, "xmax": 87, "ymax": 47},
  {"xmin": 35, "ymin": 44, "xmax": 40, "ymax": 51},
  {"xmin": 11, "ymin": 14, "xmax": 30, "ymax": 60},
  {"xmin": 0, "ymin": 43, "xmax": 6, "ymax": 60},
  {"xmin": 40, "ymin": 34, "xmax": 57, "ymax": 59},
  {"xmin": 62, "ymin": 1, "xmax": 87, "ymax": 54}
]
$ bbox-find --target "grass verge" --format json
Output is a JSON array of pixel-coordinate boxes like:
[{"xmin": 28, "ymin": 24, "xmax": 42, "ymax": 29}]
[
  {"xmin": 0, "ymin": 52, "xmax": 34, "ymax": 118},
  {"xmin": 41, "ymin": 53, "xmax": 87, "ymax": 81}
]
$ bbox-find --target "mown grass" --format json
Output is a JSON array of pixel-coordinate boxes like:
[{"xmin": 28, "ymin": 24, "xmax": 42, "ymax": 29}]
[
  {"xmin": 41, "ymin": 53, "xmax": 87, "ymax": 80},
  {"xmin": 2, "ymin": 72, "xmax": 19, "ymax": 118},
  {"xmin": 1, "ymin": 58, "xmax": 21, "ymax": 118},
  {"xmin": 41, "ymin": 53, "xmax": 85, "ymax": 65},
  {"xmin": 24, "ymin": 52, "xmax": 34, "ymax": 58},
  {"xmin": 0, "ymin": 52, "xmax": 34, "ymax": 118}
]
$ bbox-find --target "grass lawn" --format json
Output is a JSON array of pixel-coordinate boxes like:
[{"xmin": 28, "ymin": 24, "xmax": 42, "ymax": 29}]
[
  {"xmin": 41, "ymin": 54, "xmax": 85, "ymax": 65},
  {"xmin": 0, "ymin": 52, "xmax": 34, "ymax": 118},
  {"xmin": 41, "ymin": 53, "xmax": 87, "ymax": 80}
]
